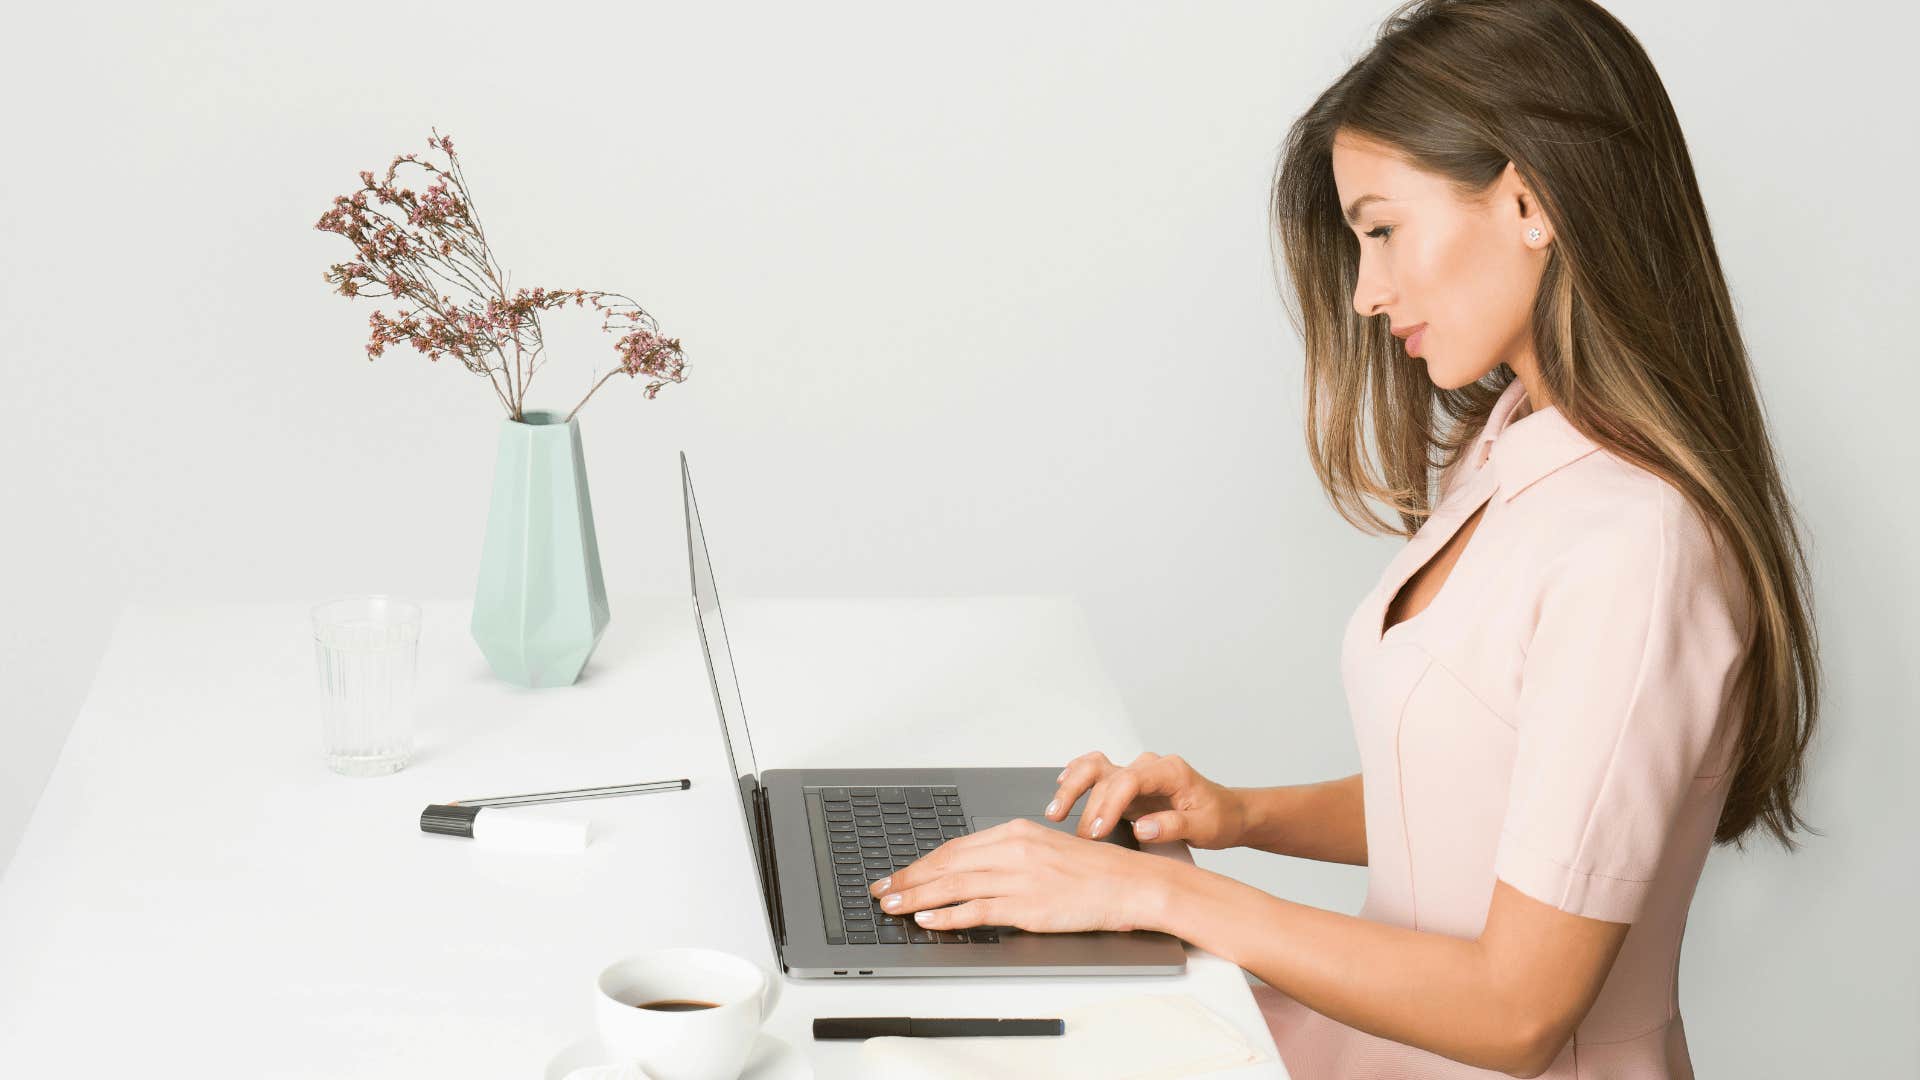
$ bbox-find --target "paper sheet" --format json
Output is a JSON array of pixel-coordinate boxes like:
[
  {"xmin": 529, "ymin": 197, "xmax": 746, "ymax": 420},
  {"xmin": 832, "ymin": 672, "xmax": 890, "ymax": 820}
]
[{"xmin": 860, "ymin": 992, "xmax": 1271, "ymax": 1079}]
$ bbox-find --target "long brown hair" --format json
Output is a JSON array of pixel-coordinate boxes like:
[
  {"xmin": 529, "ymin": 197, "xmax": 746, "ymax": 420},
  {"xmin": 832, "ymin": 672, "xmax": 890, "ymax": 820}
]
[{"xmin": 1270, "ymin": 0, "xmax": 1820, "ymax": 850}]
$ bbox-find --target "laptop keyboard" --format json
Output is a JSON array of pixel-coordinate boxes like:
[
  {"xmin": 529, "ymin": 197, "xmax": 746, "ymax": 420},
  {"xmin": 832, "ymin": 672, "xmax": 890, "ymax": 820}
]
[{"xmin": 807, "ymin": 785, "xmax": 1001, "ymax": 945}]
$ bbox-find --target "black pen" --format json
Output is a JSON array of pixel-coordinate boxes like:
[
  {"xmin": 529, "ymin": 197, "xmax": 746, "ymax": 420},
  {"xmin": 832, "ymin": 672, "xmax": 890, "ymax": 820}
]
[{"xmin": 813, "ymin": 1017, "xmax": 1064, "ymax": 1039}]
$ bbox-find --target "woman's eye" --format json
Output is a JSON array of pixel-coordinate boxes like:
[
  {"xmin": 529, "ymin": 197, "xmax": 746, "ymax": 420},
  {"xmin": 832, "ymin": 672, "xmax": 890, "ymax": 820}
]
[{"xmin": 1365, "ymin": 225, "xmax": 1394, "ymax": 242}]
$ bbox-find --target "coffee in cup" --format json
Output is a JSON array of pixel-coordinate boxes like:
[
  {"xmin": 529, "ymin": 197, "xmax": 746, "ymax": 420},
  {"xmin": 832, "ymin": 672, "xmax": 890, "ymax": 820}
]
[
  {"xmin": 633, "ymin": 999, "xmax": 719, "ymax": 1013},
  {"xmin": 594, "ymin": 947, "xmax": 782, "ymax": 1080}
]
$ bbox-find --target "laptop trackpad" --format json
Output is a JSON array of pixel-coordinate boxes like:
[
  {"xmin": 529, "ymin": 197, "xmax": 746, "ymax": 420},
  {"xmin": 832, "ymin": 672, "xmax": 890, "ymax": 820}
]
[{"xmin": 970, "ymin": 815, "xmax": 1139, "ymax": 849}]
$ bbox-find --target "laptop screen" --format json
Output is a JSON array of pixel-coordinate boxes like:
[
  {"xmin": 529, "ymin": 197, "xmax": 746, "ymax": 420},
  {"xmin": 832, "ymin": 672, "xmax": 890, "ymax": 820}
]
[{"xmin": 680, "ymin": 453, "xmax": 778, "ymax": 932}]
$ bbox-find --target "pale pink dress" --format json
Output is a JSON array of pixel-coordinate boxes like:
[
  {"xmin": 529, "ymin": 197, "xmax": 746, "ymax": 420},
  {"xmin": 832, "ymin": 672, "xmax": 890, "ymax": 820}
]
[{"xmin": 1254, "ymin": 377, "xmax": 1754, "ymax": 1078}]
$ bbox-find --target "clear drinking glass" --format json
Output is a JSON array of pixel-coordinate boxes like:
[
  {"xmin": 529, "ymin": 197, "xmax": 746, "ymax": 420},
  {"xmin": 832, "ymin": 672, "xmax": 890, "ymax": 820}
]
[{"xmin": 311, "ymin": 595, "xmax": 421, "ymax": 777}]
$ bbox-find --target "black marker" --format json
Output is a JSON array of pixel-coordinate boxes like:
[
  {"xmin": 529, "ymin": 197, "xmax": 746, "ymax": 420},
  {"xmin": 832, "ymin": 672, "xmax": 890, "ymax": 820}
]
[{"xmin": 813, "ymin": 1016, "xmax": 1064, "ymax": 1039}]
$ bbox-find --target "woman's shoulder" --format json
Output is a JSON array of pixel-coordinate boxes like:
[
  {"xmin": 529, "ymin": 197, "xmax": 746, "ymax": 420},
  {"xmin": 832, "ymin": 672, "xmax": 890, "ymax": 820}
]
[
  {"xmin": 1517, "ymin": 451, "xmax": 1751, "ymax": 634},
  {"xmin": 1530, "ymin": 449, "xmax": 1713, "ymax": 551}
]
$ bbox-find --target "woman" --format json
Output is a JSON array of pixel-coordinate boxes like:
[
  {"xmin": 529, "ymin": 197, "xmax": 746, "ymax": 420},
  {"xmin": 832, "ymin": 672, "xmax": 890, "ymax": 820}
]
[{"xmin": 868, "ymin": 0, "xmax": 1820, "ymax": 1075}]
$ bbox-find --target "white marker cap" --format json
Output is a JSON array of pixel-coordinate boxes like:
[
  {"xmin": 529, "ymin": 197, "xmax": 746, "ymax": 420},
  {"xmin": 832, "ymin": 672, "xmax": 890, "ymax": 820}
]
[{"xmin": 420, "ymin": 804, "xmax": 593, "ymax": 853}]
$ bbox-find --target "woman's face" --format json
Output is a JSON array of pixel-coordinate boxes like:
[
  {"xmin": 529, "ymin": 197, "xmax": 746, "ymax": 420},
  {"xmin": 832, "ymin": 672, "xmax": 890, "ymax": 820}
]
[{"xmin": 1330, "ymin": 130, "xmax": 1553, "ymax": 391}]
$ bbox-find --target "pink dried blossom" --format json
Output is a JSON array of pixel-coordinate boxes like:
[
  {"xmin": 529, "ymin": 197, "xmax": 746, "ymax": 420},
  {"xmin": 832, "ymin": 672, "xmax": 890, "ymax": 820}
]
[{"xmin": 315, "ymin": 127, "xmax": 688, "ymax": 421}]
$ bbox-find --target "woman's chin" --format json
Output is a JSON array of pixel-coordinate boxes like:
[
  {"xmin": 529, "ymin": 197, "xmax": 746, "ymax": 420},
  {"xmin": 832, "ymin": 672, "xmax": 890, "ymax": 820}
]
[
  {"xmin": 1421, "ymin": 357, "xmax": 1463, "ymax": 389},
  {"xmin": 1420, "ymin": 354, "xmax": 1489, "ymax": 392}
]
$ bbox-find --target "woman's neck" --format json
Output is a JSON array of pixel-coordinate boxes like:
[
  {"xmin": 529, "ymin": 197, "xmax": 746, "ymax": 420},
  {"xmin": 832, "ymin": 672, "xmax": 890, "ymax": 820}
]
[{"xmin": 1506, "ymin": 357, "xmax": 1552, "ymax": 418}]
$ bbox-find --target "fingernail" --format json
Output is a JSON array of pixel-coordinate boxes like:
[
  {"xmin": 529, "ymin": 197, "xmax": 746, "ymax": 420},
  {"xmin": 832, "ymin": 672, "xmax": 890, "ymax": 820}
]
[
  {"xmin": 1135, "ymin": 820, "xmax": 1159, "ymax": 839},
  {"xmin": 883, "ymin": 894, "xmax": 902, "ymax": 909},
  {"xmin": 874, "ymin": 876, "xmax": 891, "ymax": 893},
  {"xmin": 1091, "ymin": 816, "xmax": 1104, "ymax": 835},
  {"xmin": 1045, "ymin": 799, "xmax": 1059, "ymax": 817},
  {"xmin": 913, "ymin": 910, "xmax": 932, "ymax": 924}
]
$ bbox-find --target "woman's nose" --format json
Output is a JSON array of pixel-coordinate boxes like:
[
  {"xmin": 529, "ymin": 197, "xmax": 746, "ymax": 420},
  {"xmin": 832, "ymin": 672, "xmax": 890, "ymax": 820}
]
[{"xmin": 1352, "ymin": 267, "xmax": 1394, "ymax": 320}]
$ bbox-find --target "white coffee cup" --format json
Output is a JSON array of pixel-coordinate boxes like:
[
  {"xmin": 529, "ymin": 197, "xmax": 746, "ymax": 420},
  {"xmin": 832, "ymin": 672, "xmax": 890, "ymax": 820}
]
[{"xmin": 594, "ymin": 947, "xmax": 783, "ymax": 1080}]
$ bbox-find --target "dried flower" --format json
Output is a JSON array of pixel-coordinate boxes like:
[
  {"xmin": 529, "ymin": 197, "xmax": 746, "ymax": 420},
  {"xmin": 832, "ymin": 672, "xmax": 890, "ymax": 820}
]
[{"xmin": 314, "ymin": 127, "xmax": 688, "ymax": 421}]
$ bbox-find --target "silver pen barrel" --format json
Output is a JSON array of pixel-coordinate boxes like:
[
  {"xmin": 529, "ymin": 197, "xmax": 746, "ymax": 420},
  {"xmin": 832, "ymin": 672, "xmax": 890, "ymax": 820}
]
[{"xmin": 454, "ymin": 778, "xmax": 690, "ymax": 808}]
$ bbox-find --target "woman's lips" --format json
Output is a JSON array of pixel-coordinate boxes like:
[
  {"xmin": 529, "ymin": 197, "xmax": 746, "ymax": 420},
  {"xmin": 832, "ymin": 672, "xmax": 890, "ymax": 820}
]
[{"xmin": 1406, "ymin": 326, "xmax": 1428, "ymax": 357}]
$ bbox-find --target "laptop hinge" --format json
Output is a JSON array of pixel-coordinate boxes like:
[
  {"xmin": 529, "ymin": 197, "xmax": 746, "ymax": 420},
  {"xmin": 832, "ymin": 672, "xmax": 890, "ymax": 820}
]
[{"xmin": 754, "ymin": 786, "xmax": 786, "ymax": 947}]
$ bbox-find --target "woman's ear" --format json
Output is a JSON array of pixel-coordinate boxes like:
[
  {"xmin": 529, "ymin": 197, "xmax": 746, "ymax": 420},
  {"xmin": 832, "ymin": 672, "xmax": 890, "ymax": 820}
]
[{"xmin": 1503, "ymin": 161, "xmax": 1554, "ymax": 248}]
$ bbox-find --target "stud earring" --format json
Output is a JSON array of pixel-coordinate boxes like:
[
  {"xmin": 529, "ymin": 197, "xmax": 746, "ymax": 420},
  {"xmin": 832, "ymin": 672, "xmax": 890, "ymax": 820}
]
[{"xmin": 1527, "ymin": 227, "xmax": 1542, "ymax": 242}]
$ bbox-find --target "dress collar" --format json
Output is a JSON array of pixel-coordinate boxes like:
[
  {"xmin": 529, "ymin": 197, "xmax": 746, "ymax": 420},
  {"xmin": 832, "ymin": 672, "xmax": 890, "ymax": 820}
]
[{"xmin": 1466, "ymin": 377, "xmax": 1604, "ymax": 502}]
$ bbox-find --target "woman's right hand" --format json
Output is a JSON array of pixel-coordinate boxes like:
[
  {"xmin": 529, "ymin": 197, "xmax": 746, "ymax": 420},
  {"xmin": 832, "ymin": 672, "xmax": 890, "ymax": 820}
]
[{"xmin": 1044, "ymin": 750, "xmax": 1247, "ymax": 849}]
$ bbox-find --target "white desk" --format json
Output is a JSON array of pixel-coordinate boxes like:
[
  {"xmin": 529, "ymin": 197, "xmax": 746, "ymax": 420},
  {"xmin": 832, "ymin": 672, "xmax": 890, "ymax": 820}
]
[{"xmin": 0, "ymin": 595, "xmax": 1285, "ymax": 1077}]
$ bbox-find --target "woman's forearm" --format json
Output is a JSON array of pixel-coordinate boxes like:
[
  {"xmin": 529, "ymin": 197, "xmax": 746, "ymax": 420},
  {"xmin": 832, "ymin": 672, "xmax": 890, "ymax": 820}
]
[
  {"xmin": 1142, "ymin": 862, "xmax": 1538, "ymax": 1075},
  {"xmin": 1236, "ymin": 773, "xmax": 1368, "ymax": 865}
]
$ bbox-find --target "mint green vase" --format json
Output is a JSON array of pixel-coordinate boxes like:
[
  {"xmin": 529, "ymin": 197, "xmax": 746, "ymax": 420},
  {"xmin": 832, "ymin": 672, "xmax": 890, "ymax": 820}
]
[{"xmin": 471, "ymin": 410, "xmax": 610, "ymax": 688}]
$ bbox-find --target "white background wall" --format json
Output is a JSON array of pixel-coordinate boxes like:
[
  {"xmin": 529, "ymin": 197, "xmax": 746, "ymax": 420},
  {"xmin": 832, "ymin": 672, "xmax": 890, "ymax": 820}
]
[{"xmin": 3, "ymin": 1, "xmax": 1913, "ymax": 1073}]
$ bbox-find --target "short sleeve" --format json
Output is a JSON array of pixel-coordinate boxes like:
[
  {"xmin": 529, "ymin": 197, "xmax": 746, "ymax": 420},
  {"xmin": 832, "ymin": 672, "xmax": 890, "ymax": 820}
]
[{"xmin": 1493, "ymin": 485, "xmax": 1751, "ymax": 924}]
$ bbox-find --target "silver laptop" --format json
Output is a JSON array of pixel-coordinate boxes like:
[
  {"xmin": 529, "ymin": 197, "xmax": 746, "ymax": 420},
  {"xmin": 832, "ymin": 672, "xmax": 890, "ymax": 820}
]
[{"xmin": 681, "ymin": 452, "xmax": 1187, "ymax": 978}]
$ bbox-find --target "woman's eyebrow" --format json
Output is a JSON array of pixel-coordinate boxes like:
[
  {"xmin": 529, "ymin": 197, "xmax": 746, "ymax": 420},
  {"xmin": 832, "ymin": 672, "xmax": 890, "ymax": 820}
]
[{"xmin": 1344, "ymin": 193, "xmax": 1390, "ymax": 225}]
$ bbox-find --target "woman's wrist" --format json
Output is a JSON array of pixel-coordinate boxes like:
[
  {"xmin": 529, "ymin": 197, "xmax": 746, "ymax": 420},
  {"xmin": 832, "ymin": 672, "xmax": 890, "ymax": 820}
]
[
  {"xmin": 1130, "ymin": 853, "xmax": 1205, "ymax": 934},
  {"xmin": 1234, "ymin": 784, "xmax": 1296, "ymax": 854}
]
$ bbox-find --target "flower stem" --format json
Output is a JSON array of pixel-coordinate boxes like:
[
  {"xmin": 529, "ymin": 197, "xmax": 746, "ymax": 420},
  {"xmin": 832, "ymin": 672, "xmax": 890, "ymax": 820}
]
[{"xmin": 566, "ymin": 370, "xmax": 622, "ymax": 423}]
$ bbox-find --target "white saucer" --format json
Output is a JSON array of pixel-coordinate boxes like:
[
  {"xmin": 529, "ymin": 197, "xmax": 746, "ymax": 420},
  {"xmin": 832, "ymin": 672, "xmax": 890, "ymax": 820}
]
[{"xmin": 545, "ymin": 1030, "xmax": 811, "ymax": 1080}]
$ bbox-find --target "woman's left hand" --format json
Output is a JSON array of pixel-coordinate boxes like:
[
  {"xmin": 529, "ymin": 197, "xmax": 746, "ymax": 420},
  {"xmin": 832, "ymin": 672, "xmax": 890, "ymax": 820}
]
[{"xmin": 867, "ymin": 817, "xmax": 1177, "ymax": 934}]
